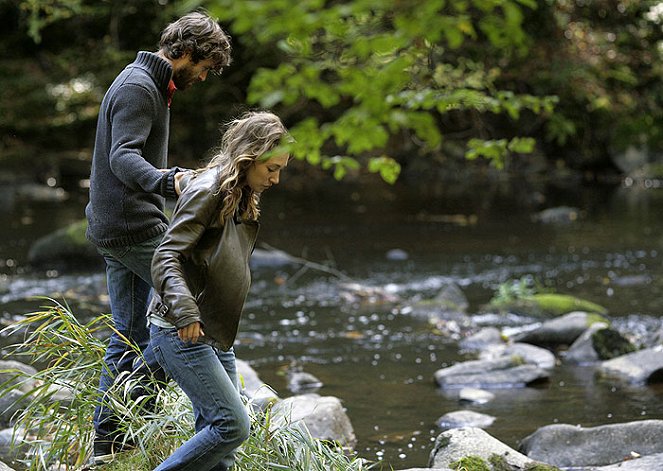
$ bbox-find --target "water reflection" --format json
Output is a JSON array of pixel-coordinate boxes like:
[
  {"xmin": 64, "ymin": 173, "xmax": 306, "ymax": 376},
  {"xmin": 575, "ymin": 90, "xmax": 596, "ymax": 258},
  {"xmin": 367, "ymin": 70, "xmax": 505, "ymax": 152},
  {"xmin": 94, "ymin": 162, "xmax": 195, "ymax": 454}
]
[{"xmin": 1, "ymin": 179, "xmax": 663, "ymax": 468}]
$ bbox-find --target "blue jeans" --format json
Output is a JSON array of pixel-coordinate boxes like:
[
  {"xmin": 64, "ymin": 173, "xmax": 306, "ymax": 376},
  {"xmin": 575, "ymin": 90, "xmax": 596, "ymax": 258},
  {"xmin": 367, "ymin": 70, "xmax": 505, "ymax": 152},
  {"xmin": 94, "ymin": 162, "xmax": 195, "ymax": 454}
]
[
  {"xmin": 94, "ymin": 234, "xmax": 166, "ymax": 438},
  {"xmin": 150, "ymin": 324, "xmax": 250, "ymax": 471}
]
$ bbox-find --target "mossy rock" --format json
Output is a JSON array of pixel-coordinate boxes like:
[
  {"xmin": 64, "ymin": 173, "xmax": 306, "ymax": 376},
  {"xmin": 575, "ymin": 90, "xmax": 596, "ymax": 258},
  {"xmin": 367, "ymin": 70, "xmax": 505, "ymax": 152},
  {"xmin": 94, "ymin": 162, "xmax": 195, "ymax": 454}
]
[
  {"xmin": 592, "ymin": 328, "xmax": 637, "ymax": 360},
  {"xmin": 451, "ymin": 455, "xmax": 491, "ymax": 471},
  {"xmin": 449, "ymin": 454, "xmax": 561, "ymax": 471},
  {"xmin": 28, "ymin": 218, "xmax": 101, "ymax": 268},
  {"xmin": 489, "ymin": 293, "xmax": 607, "ymax": 317},
  {"xmin": 524, "ymin": 464, "xmax": 562, "ymax": 471}
]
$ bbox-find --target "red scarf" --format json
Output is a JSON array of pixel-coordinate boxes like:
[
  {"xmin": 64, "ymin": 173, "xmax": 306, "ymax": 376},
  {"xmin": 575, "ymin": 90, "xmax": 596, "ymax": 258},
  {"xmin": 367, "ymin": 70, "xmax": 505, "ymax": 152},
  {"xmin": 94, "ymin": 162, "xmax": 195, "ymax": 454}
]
[{"xmin": 167, "ymin": 80, "xmax": 177, "ymax": 108}]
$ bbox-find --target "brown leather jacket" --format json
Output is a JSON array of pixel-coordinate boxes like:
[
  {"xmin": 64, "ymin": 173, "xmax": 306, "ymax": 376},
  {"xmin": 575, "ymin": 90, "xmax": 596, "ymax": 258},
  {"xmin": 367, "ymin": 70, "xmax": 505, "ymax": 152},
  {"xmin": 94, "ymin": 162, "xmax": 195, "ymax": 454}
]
[{"xmin": 149, "ymin": 168, "xmax": 259, "ymax": 351}]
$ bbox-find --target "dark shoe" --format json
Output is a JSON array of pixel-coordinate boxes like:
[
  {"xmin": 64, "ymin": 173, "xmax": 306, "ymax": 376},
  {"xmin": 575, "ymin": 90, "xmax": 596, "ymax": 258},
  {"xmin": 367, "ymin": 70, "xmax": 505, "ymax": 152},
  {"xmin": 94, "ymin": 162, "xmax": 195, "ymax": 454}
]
[{"xmin": 93, "ymin": 434, "xmax": 135, "ymax": 465}]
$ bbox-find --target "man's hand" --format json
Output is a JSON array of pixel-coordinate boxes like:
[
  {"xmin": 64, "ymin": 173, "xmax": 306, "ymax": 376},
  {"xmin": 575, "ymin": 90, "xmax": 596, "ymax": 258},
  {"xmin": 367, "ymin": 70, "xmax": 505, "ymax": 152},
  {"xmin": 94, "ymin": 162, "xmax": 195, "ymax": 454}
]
[{"xmin": 178, "ymin": 322, "xmax": 204, "ymax": 343}]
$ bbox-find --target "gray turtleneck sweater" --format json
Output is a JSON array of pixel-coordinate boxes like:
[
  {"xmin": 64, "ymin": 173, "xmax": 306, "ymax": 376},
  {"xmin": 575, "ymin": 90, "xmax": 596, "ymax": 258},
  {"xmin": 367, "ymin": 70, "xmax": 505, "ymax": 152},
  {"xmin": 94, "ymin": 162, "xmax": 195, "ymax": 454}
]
[{"xmin": 86, "ymin": 51, "xmax": 180, "ymax": 248}]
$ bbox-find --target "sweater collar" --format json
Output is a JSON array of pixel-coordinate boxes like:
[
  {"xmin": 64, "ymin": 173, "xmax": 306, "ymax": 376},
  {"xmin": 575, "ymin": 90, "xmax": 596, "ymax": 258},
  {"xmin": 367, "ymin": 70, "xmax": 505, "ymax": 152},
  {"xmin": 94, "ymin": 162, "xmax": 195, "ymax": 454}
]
[{"xmin": 133, "ymin": 51, "xmax": 173, "ymax": 95}]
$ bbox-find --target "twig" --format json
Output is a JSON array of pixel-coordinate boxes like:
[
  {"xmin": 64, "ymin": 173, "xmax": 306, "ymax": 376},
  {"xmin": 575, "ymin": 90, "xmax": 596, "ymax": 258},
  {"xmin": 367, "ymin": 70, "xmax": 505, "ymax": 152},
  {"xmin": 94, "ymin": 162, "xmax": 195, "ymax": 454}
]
[{"xmin": 258, "ymin": 243, "xmax": 354, "ymax": 282}]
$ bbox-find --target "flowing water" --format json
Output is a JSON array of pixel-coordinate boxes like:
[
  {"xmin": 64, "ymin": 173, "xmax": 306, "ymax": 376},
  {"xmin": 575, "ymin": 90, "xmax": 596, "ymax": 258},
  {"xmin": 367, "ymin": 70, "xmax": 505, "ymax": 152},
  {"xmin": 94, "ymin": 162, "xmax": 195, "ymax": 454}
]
[{"xmin": 1, "ymin": 174, "xmax": 663, "ymax": 469}]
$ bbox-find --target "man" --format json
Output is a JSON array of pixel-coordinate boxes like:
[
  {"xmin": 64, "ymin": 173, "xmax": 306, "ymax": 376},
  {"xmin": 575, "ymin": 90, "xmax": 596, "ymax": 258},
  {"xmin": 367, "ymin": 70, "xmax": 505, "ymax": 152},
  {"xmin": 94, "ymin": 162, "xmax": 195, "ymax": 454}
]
[{"xmin": 84, "ymin": 11, "xmax": 231, "ymax": 464}]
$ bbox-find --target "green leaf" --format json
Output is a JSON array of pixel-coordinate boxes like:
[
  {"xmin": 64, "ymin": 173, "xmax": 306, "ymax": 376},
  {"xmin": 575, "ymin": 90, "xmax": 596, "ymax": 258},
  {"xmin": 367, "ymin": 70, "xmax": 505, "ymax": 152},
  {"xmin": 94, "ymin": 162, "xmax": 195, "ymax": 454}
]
[{"xmin": 368, "ymin": 156, "xmax": 401, "ymax": 184}]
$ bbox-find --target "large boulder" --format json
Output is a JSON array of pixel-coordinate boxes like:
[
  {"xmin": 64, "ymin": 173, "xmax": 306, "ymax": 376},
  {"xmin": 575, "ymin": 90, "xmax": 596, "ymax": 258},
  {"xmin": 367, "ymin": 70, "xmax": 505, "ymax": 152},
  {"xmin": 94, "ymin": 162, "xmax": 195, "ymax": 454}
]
[
  {"xmin": 459, "ymin": 327, "xmax": 503, "ymax": 352},
  {"xmin": 478, "ymin": 342, "xmax": 556, "ymax": 370},
  {"xmin": 0, "ymin": 361, "xmax": 38, "ymax": 393},
  {"xmin": 434, "ymin": 356, "xmax": 550, "ymax": 389},
  {"xmin": 236, "ymin": 359, "xmax": 279, "ymax": 410},
  {"xmin": 510, "ymin": 311, "xmax": 609, "ymax": 348},
  {"xmin": 519, "ymin": 420, "xmax": 663, "ymax": 467},
  {"xmin": 596, "ymin": 346, "xmax": 663, "ymax": 384},
  {"xmin": 563, "ymin": 324, "xmax": 636, "ymax": 365},
  {"xmin": 487, "ymin": 293, "xmax": 607, "ymax": 318},
  {"xmin": 27, "ymin": 219, "xmax": 100, "ymax": 269},
  {"xmin": 583, "ymin": 453, "xmax": 663, "ymax": 470},
  {"xmin": 270, "ymin": 393, "xmax": 356, "ymax": 449},
  {"xmin": 428, "ymin": 427, "xmax": 538, "ymax": 469}
]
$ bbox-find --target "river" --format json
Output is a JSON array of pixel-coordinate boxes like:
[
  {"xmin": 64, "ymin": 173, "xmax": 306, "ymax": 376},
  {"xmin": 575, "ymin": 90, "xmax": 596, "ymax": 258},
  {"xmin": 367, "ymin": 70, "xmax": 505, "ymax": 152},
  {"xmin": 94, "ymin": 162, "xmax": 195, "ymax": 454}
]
[{"xmin": 1, "ymin": 172, "xmax": 662, "ymax": 469}]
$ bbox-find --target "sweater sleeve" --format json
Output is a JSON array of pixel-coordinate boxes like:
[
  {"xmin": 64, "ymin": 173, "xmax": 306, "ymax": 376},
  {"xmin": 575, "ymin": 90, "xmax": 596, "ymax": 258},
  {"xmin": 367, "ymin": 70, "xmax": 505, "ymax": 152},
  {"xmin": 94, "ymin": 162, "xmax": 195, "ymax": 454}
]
[
  {"xmin": 151, "ymin": 180, "xmax": 221, "ymax": 329},
  {"xmin": 107, "ymin": 83, "xmax": 172, "ymax": 195}
]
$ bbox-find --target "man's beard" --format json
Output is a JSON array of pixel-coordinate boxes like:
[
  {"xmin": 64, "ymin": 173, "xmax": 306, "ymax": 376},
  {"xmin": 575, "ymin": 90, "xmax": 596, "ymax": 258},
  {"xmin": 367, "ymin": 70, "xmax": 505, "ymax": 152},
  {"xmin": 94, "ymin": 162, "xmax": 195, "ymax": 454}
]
[{"xmin": 172, "ymin": 65, "xmax": 197, "ymax": 90}]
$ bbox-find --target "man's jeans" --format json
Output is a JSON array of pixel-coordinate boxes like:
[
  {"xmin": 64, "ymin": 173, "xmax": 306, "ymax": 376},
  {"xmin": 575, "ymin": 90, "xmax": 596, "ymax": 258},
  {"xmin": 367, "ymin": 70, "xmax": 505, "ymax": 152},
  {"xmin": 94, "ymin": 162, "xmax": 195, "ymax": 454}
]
[
  {"xmin": 150, "ymin": 324, "xmax": 250, "ymax": 471},
  {"xmin": 93, "ymin": 234, "xmax": 165, "ymax": 439}
]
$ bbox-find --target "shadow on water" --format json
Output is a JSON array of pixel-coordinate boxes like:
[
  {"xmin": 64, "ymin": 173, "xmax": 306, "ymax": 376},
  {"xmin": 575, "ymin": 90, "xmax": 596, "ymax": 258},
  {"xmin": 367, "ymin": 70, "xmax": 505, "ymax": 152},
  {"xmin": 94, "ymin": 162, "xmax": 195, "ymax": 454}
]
[{"xmin": 2, "ymin": 174, "xmax": 663, "ymax": 469}]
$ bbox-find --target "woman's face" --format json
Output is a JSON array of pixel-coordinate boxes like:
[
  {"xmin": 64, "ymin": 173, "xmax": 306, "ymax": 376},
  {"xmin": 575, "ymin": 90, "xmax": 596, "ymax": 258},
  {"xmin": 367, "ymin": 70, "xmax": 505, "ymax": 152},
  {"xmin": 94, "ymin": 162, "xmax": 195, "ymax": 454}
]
[{"xmin": 245, "ymin": 153, "xmax": 289, "ymax": 193}]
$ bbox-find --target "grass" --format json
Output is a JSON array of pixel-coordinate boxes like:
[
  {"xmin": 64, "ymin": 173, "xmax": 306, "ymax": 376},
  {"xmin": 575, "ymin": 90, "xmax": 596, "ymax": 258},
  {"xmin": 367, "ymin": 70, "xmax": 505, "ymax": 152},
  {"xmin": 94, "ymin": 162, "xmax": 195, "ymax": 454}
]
[{"xmin": 0, "ymin": 298, "xmax": 375, "ymax": 470}]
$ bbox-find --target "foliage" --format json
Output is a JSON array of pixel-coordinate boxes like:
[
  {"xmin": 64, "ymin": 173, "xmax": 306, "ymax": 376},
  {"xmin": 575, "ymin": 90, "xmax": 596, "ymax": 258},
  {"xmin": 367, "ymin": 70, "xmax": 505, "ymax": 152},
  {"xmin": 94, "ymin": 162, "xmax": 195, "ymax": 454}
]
[
  {"xmin": 200, "ymin": 0, "xmax": 556, "ymax": 182},
  {"xmin": 0, "ymin": 298, "xmax": 112, "ymax": 469},
  {"xmin": 488, "ymin": 276, "xmax": 608, "ymax": 317},
  {"xmin": 0, "ymin": 299, "xmax": 372, "ymax": 470},
  {"xmin": 450, "ymin": 454, "xmax": 490, "ymax": 471},
  {"xmin": 491, "ymin": 275, "xmax": 543, "ymax": 305},
  {"xmin": 1, "ymin": 0, "xmax": 661, "ymax": 181},
  {"xmin": 449, "ymin": 453, "xmax": 563, "ymax": 470},
  {"xmin": 517, "ymin": 0, "xmax": 663, "ymax": 165}
]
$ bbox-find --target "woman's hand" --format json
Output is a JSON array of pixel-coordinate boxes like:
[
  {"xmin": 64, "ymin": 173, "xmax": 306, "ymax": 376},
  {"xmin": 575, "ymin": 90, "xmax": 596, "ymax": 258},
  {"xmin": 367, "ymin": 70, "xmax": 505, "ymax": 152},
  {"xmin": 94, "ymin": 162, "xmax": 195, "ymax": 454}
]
[{"xmin": 178, "ymin": 322, "xmax": 205, "ymax": 343}]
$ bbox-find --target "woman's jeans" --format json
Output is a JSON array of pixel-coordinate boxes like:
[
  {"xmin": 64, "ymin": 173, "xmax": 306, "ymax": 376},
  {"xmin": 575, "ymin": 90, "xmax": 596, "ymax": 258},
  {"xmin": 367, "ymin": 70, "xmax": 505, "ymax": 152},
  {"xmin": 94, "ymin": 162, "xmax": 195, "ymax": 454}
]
[
  {"xmin": 150, "ymin": 324, "xmax": 250, "ymax": 471},
  {"xmin": 93, "ymin": 235, "xmax": 166, "ymax": 439}
]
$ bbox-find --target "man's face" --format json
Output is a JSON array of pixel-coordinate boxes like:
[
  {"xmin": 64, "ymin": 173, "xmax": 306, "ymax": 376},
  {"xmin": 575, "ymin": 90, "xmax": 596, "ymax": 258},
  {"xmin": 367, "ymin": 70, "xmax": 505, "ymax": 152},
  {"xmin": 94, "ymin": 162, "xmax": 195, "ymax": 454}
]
[{"xmin": 172, "ymin": 56, "xmax": 217, "ymax": 90}]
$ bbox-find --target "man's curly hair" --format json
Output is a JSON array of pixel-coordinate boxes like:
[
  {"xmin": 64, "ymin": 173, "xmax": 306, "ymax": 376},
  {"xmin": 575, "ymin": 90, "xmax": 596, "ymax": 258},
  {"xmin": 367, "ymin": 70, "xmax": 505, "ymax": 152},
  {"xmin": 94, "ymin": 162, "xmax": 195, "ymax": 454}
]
[{"xmin": 159, "ymin": 11, "xmax": 232, "ymax": 74}]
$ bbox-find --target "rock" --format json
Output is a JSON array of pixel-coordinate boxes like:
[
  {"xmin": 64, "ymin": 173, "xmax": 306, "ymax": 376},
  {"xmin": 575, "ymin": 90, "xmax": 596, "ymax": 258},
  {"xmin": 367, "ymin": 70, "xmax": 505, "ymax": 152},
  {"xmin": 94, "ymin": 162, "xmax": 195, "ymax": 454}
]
[
  {"xmin": 27, "ymin": 219, "xmax": 101, "ymax": 269},
  {"xmin": 459, "ymin": 327, "xmax": 503, "ymax": 352},
  {"xmin": 287, "ymin": 367, "xmax": 323, "ymax": 395},
  {"xmin": 478, "ymin": 342, "xmax": 556, "ymax": 370},
  {"xmin": 270, "ymin": 393, "xmax": 356, "ymax": 449},
  {"xmin": 510, "ymin": 311, "xmax": 608, "ymax": 348},
  {"xmin": 519, "ymin": 419, "xmax": 663, "ymax": 467},
  {"xmin": 236, "ymin": 359, "xmax": 279, "ymax": 410},
  {"xmin": 0, "ymin": 391, "xmax": 28, "ymax": 428},
  {"xmin": 436, "ymin": 410, "xmax": 496, "ymax": 430},
  {"xmin": 596, "ymin": 346, "xmax": 663, "ymax": 384},
  {"xmin": 0, "ymin": 361, "xmax": 38, "ymax": 393},
  {"xmin": 434, "ymin": 357, "xmax": 550, "ymax": 389},
  {"xmin": 385, "ymin": 249, "xmax": 409, "ymax": 261},
  {"xmin": 15, "ymin": 183, "xmax": 68, "ymax": 203},
  {"xmin": 0, "ymin": 459, "xmax": 16, "ymax": 471},
  {"xmin": 489, "ymin": 293, "xmax": 607, "ymax": 318},
  {"xmin": 458, "ymin": 388, "xmax": 495, "ymax": 404},
  {"xmin": 590, "ymin": 328, "xmax": 638, "ymax": 360},
  {"xmin": 408, "ymin": 282, "xmax": 472, "ymax": 324},
  {"xmin": 0, "ymin": 427, "xmax": 29, "ymax": 466},
  {"xmin": 532, "ymin": 206, "xmax": 581, "ymax": 224},
  {"xmin": 428, "ymin": 427, "xmax": 537, "ymax": 469},
  {"xmin": 250, "ymin": 247, "xmax": 297, "ymax": 268},
  {"xmin": 563, "ymin": 324, "xmax": 636, "ymax": 365},
  {"xmin": 433, "ymin": 282, "xmax": 469, "ymax": 313},
  {"xmin": 585, "ymin": 452, "xmax": 663, "ymax": 470},
  {"xmin": 338, "ymin": 282, "xmax": 399, "ymax": 305}
]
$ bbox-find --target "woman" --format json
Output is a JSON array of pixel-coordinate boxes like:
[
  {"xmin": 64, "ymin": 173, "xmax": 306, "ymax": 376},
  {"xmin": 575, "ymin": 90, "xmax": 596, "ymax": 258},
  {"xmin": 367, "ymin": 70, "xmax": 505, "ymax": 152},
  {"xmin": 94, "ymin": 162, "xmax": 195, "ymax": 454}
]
[{"xmin": 147, "ymin": 111, "xmax": 289, "ymax": 471}]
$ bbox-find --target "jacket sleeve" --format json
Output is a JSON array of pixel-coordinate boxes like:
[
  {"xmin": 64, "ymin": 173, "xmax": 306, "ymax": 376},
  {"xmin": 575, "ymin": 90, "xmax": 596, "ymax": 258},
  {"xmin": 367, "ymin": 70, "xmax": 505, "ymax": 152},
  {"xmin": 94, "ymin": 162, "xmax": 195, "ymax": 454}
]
[{"xmin": 151, "ymin": 179, "xmax": 220, "ymax": 328}]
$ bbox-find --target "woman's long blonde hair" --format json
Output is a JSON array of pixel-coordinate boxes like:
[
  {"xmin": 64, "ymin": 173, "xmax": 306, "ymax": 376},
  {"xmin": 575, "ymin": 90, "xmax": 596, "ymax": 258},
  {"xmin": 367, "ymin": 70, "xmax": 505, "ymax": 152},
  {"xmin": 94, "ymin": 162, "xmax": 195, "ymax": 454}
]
[{"xmin": 203, "ymin": 111, "xmax": 288, "ymax": 224}]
